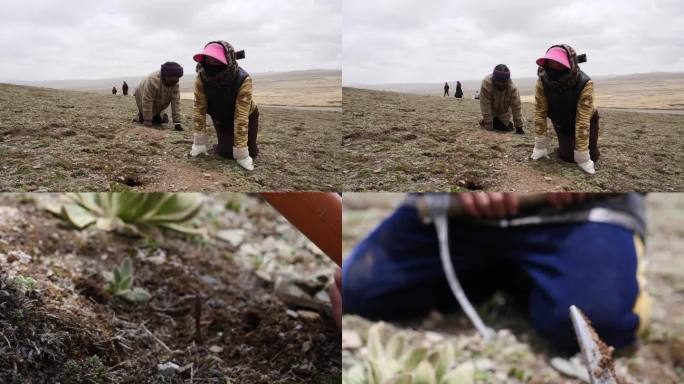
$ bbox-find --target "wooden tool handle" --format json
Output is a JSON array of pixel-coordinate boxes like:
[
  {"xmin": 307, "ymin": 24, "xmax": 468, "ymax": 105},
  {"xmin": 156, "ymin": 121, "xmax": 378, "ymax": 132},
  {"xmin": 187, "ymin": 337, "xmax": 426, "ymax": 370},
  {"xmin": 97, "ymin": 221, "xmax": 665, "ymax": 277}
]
[
  {"xmin": 260, "ymin": 193, "xmax": 342, "ymax": 267},
  {"xmin": 416, "ymin": 193, "xmax": 615, "ymax": 220}
]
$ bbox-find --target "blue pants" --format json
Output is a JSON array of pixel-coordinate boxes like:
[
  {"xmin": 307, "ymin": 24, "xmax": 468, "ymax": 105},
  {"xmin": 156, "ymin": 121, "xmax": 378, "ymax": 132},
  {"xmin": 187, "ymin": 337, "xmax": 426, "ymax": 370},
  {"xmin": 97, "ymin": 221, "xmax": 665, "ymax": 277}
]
[{"xmin": 343, "ymin": 205, "xmax": 644, "ymax": 350}]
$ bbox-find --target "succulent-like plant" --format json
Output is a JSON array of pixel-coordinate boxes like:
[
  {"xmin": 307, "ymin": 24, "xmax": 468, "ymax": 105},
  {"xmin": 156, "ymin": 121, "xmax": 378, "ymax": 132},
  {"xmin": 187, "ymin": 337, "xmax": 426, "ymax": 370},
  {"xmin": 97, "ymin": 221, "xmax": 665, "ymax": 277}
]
[
  {"xmin": 343, "ymin": 323, "xmax": 474, "ymax": 384},
  {"xmin": 105, "ymin": 257, "xmax": 151, "ymax": 303},
  {"xmin": 42, "ymin": 193, "xmax": 203, "ymax": 235}
]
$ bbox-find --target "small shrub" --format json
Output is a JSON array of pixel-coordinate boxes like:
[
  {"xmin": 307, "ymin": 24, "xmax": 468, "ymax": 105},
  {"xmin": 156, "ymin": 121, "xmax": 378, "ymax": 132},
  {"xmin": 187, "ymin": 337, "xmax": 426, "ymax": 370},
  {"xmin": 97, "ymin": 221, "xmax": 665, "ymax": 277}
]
[{"xmin": 105, "ymin": 257, "xmax": 151, "ymax": 303}]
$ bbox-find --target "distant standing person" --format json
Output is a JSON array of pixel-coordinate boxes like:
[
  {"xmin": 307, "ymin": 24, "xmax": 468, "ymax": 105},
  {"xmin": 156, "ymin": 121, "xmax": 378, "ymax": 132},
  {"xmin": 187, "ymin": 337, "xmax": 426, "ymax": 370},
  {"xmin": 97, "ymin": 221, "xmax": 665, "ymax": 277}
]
[
  {"xmin": 122, "ymin": 81, "xmax": 129, "ymax": 96},
  {"xmin": 531, "ymin": 44, "xmax": 599, "ymax": 175},
  {"xmin": 443, "ymin": 82, "xmax": 450, "ymax": 97},
  {"xmin": 133, "ymin": 62, "xmax": 184, "ymax": 131},
  {"xmin": 479, "ymin": 64, "xmax": 525, "ymax": 134},
  {"xmin": 473, "ymin": 90, "xmax": 480, "ymax": 100},
  {"xmin": 454, "ymin": 81, "xmax": 463, "ymax": 98},
  {"xmin": 190, "ymin": 41, "xmax": 259, "ymax": 172},
  {"xmin": 112, "ymin": 86, "xmax": 117, "ymax": 95}
]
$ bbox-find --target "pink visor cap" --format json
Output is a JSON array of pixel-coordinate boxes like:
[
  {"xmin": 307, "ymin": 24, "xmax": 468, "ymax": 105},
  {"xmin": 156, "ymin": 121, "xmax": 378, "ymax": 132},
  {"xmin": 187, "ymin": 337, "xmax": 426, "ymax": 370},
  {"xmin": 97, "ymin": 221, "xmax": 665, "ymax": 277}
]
[
  {"xmin": 193, "ymin": 43, "xmax": 228, "ymax": 65},
  {"xmin": 536, "ymin": 46, "xmax": 571, "ymax": 69}
]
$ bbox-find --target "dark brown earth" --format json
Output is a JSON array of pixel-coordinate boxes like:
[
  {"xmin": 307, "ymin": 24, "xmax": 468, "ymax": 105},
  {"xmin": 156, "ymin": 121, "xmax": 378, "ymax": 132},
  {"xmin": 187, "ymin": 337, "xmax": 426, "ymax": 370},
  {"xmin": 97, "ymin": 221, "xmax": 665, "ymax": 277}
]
[{"xmin": 0, "ymin": 194, "xmax": 341, "ymax": 383}]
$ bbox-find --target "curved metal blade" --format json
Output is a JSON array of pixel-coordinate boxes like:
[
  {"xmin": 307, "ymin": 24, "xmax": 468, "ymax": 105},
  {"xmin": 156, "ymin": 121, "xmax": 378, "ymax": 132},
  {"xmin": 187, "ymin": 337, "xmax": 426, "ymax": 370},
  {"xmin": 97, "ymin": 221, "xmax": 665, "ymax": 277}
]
[{"xmin": 569, "ymin": 305, "xmax": 619, "ymax": 384}]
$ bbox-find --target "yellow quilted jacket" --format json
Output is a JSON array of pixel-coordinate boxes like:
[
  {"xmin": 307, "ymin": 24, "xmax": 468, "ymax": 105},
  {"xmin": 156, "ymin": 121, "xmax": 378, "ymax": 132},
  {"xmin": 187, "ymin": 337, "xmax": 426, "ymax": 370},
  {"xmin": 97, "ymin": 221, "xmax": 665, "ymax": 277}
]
[
  {"xmin": 193, "ymin": 76, "xmax": 257, "ymax": 149},
  {"xmin": 534, "ymin": 79, "xmax": 595, "ymax": 151}
]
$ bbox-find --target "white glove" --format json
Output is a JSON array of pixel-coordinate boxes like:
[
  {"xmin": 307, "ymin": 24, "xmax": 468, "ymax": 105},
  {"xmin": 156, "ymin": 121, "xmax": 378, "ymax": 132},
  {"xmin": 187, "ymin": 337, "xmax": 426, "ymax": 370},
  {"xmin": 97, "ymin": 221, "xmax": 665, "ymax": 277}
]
[
  {"xmin": 233, "ymin": 147, "xmax": 254, "ymax": 171},
  {"xmin": 190, "ymin": 134, "xmax": 208, "ymax": 157},
  {"xmin": 531, "ymin": 136, "xmax": 550, "ymax": 160},
  {"xmin": 574, "ymin": 150, "xmax": 595, "ymax": 175}
]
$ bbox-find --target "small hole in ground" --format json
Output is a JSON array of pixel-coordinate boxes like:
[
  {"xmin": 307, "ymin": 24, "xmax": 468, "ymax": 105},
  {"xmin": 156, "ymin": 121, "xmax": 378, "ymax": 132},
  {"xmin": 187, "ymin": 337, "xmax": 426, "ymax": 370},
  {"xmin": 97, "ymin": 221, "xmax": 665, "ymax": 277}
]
[{"xmin": 466, "ymin": 180, "xmax": 484, "ymax": 191}]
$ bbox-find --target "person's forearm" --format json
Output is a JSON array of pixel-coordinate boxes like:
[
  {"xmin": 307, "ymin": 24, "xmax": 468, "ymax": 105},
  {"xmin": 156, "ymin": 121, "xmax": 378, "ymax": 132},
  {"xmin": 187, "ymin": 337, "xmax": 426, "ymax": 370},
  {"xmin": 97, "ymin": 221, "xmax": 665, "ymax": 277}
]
[
  {"xmin": 233, "ymin": 79, "xmax": 253, "ymax": 148},
  {"xmin": 512, "ymin": 90, "xmax": 525, "ymax": 127},
  {"xmin": 171, "ymin": 95, "xmax": 182, "ymax": 123},
  {"xmin": 534, "ymin": 80, "xmax": 548, "ymax": 137},
  {"xmin": 574, "ymin": 82, "xmax": 594, "ymax": 151},
  {"xmin": 142, "ymin": 88, "xmax": 155, "ymax": 121},
  {"xmin": 193, "ymin": 81, "xmax": 208, "ymax": 134},
  {"xmin": 480, "ymin": 90, "xmax": 493, "ymax": 124}
]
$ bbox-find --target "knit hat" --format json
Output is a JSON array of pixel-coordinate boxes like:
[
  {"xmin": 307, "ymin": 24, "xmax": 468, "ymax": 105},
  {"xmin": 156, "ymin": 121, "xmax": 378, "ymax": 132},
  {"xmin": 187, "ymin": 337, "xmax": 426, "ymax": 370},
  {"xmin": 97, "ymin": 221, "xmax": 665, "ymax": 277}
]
[
  {"xmin": 492, "ymin": 64, "xmax": 510, "ymax": 82},
  {"xmin": 161, "ymin": 62, "xmax": 184, "ymax": 78}
]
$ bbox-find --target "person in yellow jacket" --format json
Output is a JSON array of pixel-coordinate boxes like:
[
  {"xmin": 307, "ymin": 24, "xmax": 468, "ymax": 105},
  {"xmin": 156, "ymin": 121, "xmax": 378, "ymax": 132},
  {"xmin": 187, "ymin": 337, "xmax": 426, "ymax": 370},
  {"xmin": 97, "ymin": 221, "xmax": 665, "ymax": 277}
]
[
  {"xmin": 531, "ymin": 44, "xmax": 599, "ymax": 174},
  {"xmin": 189, "ymin": 41, "xmax": 259, "ymax": 171}
]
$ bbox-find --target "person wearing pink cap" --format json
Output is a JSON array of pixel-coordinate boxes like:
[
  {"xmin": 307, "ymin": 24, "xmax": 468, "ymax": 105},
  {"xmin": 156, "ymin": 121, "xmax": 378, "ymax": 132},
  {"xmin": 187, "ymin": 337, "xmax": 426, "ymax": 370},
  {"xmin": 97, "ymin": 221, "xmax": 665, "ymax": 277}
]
[
  {"xmin": 478, "ymin": 64, "xmax": 525, "ymax": 135},
  {"xmin": 189, "ymin": 41, "xmax": 259, "ymax": 172},
  {"xmin": 531, "ymin": 44, "xmax": 599, "ymax": 175}
]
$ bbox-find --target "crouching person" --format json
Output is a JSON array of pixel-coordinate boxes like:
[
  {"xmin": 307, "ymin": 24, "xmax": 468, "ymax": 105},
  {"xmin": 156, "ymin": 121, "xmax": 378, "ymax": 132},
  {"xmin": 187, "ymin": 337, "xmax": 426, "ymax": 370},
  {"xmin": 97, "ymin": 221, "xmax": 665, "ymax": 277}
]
[
  {"xmin": 134, "ymin": 62, "xmax": 184, "ymax": 131},
  {"xmin": 343, "ymin": 193, "xmax": 652, "ymax": 351},
  {"xmin": 479, "ymin": 64, "xmax": 525, "ymax": 134},
  {"xmin": 531, "ymin": 44, "xmax": 599, "ymax": 174},
  {"xmin": 189, "ymin": 41, "xmax": 259, "ymax": 172}
]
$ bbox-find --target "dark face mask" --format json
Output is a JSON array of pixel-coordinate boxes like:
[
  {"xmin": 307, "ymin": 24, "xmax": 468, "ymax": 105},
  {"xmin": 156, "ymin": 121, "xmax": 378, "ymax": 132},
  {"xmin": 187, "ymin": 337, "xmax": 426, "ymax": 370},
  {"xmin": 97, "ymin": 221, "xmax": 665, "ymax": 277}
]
[
  {"xmin": 162, "ymin": 77, "xmax": 179, "ymax": 87},
  {"xmin": 546, "ymin": 67, "xmax": 570, "ymax": 81},
  {"xmin": 202, "ymin": 62, "xmax": 226, "ymax": 77},
  {"xmin": 493, "ymin": 81, "xmax": 508, "ymax": 91}
]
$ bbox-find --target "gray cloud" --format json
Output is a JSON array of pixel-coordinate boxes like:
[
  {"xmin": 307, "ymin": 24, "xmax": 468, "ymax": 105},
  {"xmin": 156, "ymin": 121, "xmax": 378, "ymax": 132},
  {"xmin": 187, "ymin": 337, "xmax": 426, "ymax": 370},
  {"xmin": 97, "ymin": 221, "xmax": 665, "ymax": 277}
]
[
  {"xmin": 343, "ymin": 0, "xmax": 684, "ymax": 84},
  {"xmin": 0, "ymin": 0, "xmax": 341, "ymax": 81}
]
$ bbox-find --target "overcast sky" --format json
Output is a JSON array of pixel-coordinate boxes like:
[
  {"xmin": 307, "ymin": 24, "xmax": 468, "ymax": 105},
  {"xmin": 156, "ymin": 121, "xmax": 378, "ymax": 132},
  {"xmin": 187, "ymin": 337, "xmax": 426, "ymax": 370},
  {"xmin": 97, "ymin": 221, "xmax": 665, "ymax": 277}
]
[
  {"xmin": 343, "ymin": 0, "xmax": 684, "ymax": 85},
  {"xmin": 0, "ymin": 0, "xmax": 341, "ymax": 82}
]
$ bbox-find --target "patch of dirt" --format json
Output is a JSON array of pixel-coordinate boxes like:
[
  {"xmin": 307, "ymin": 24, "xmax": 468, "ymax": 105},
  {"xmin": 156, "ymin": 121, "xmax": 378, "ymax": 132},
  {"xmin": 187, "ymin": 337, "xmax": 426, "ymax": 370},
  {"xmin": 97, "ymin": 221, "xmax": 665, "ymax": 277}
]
[
  {"xmin": 342, "ymin": 87, "xmax": 683, "ymax": 192},
  {"xmin": 0, "ymin": 194, "xmax": 341, "ymax": 383},
  {"xmin": 0, "ymin": 84, "xmax": 342, "ymax": 192}
]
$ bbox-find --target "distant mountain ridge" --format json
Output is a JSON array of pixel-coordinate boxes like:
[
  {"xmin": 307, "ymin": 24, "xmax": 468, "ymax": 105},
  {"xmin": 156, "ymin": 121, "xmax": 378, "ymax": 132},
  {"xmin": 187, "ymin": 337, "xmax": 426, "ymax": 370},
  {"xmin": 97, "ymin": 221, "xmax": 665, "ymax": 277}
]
[
  {"xmin": 8, "ymin": 69, "xmax": 342, "ymax": 93},
  {"xmin": 349, "ymin": 72, "xmax": 684, "ymax": 97}
]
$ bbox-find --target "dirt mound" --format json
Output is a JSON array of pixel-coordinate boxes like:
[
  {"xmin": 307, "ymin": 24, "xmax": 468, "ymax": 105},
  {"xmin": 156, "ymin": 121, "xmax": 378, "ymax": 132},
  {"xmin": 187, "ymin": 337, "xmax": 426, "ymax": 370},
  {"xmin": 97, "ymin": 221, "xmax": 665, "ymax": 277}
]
[{"xmin": 0, "ymin": 195, "xmax": 341, "ymax": 383}]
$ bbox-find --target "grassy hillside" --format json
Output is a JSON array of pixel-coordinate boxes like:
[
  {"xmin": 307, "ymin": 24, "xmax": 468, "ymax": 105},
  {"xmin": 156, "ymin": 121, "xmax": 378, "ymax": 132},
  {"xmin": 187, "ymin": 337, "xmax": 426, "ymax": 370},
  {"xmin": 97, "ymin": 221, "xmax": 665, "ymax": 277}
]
[
  {"xmin": 342, "ymin": 87, "xmax": 683, "ymax": 192},
  {"xmin": 0, "ymin": 84, "xmax": 342, "ymax": 192}
]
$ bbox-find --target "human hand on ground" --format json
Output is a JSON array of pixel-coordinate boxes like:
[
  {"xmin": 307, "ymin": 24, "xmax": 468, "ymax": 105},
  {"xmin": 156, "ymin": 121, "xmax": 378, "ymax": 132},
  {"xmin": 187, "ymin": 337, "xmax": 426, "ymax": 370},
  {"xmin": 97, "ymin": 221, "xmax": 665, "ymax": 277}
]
[
  {"xmin": 454, "ymin": 193, "xmax": 520, "ymax": 219},
  {"xmin": 547, "ymin": 193, "xmax": 588, "ymax": 209}
]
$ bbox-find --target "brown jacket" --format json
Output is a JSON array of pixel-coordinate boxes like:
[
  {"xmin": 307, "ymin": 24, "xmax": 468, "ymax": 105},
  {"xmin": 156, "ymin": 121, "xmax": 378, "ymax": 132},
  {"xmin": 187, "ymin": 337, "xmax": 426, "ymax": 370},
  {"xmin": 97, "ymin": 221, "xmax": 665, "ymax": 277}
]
[
  {"xmin": 479, "ymin": 74, "xmax": 525, "ymax": 128},
  {"xmin": 134, "ymin": 71, "xmax": 182, "ymax": 123}
]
